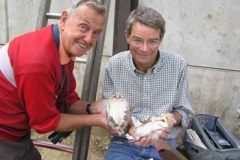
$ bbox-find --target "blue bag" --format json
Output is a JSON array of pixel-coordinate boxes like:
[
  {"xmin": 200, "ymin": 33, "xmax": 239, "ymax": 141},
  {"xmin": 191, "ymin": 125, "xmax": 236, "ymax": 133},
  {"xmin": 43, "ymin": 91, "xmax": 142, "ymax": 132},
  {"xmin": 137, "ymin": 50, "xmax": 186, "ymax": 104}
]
[{"xmin": 183, "ymin": 114, "xmax": 240, "ymax": 160}]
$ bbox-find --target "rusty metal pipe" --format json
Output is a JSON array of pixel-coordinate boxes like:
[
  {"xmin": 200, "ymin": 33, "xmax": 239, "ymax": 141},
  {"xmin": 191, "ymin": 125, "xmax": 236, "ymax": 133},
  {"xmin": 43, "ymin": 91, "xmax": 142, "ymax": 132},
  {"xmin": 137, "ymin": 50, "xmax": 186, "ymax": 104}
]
[{"xmin": 32, "ymin": 139, "xmax": 73, "ymax": 153}]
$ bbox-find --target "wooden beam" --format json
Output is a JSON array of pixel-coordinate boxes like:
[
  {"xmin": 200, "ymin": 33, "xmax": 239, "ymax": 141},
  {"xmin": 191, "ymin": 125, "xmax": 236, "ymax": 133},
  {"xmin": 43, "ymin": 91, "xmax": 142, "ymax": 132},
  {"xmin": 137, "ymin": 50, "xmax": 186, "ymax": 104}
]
[
  {"xmin": 112, "ymin": 0, "xmax": 139, "ymax": 55},
  {"xmin": 131, "ymin": 0, "xmax": 139, "ymax": 11},
  {"xmin": 36, "ymin": 0, "xmax": 52, "ymax": 29},
  {"xmin": 132, "ymin": 0, "xmax": 139, "ymax": 10},
  {"xmin": 72, "ymin": 0, "xmax": 111, "ymax": 160},
  {"xmin": 112, "ymin": 0, "xmax": 131, "ymax": 55}
]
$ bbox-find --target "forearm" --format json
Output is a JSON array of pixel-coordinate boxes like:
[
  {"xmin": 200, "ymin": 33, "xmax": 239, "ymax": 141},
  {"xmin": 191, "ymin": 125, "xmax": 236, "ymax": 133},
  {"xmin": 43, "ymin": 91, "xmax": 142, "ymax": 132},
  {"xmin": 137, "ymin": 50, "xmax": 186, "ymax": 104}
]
[
  {"xmin": 55, "ymin": 113, "xmax": 108, "ymax": 132},
  {"xmin": 69, "ymin": 99, "xmax": 107, "ymax": 115},
  {"xmin": 173, "ymin": 105, "xmax": 194, "ymax": 127},
  {"xmin": 171, "ymin": 111, "xmax": 182, "ymax": 126},
  {"xmin": 56, "ymin": 99, "xmax": 109, "ymax": 132},
  {"xmin": 69, "ymin": 100, "xmax": 90, "ymax": 114}
]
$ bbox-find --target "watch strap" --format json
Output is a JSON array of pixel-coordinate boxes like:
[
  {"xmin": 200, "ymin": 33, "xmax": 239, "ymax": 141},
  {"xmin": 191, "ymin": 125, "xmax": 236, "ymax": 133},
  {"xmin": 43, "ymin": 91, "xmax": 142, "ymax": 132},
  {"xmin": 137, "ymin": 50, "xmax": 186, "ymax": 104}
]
[{"xmin": 86, "ymin": 103, "xmax": 92, "ymax": 114}]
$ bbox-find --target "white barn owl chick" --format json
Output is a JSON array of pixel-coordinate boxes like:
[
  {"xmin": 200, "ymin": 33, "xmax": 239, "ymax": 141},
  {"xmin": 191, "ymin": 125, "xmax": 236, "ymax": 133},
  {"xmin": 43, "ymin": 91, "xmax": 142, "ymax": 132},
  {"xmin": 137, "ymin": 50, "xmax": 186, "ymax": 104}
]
[
  {"xmin": 106, "ymin": 94, "xmax": 133, "ymax": 135},
  {"xmin": 126, "ymin": 113, "xmax": 176, "ymax": 142}
]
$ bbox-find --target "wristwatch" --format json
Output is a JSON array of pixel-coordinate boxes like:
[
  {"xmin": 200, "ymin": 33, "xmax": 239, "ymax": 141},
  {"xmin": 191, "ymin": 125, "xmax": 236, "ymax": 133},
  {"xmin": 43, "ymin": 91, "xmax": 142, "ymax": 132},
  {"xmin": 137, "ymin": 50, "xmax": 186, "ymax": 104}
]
[{"xmin": 86, "ymin": 103, "xmax": 92, "ymax": 114}]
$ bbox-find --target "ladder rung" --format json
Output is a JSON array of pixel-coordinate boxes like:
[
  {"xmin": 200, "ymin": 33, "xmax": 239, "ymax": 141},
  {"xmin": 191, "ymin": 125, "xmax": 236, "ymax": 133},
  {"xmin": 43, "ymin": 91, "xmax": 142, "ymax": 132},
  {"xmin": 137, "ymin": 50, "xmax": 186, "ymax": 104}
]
[{"xmin": 46, "ymin": 13, "xmax": 61, "ymax": 19}]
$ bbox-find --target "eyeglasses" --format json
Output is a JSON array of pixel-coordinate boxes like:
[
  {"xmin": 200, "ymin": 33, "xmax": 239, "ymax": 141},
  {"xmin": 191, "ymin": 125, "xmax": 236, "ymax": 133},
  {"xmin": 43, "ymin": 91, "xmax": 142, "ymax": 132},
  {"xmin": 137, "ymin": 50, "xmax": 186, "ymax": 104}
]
[{"xmin": 130, "ymin": 37, "xmax": 160, "ymax": 47}]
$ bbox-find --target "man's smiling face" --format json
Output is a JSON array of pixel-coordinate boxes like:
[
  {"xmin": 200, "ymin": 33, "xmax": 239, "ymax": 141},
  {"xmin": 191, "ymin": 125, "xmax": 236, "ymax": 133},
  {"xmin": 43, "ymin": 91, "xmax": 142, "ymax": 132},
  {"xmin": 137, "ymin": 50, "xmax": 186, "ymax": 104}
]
[{"xmin": 59, "ymin": 4, "xmax": 105, "ymax": 58}]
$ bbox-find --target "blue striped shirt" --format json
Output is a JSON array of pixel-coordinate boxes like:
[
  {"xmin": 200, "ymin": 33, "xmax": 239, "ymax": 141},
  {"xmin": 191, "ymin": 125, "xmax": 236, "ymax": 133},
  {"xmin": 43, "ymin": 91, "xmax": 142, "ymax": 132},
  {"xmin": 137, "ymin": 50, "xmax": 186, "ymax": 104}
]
[{"xmin": 102, "ymin": 50, "xmax": 194, "ymax": 138}]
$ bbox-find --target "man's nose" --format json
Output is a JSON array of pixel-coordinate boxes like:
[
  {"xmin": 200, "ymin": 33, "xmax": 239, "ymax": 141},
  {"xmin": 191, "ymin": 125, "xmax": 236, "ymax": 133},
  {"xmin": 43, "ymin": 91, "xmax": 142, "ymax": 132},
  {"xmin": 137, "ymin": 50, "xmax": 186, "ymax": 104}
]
[
  {"xmin": 140, "ymin": 42, "xmax": 149, "ymax": 51},
  {"xmin": 83, "ymin": 32, "xmax": 93, "ymax": 44}
]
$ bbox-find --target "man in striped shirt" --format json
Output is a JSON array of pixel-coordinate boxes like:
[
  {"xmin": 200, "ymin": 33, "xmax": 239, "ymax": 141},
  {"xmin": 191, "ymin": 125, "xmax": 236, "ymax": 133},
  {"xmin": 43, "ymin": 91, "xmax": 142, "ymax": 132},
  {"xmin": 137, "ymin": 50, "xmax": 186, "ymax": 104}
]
[{"xmin": 103, "ymin": 7, "xmax": 194, "ymax": 160}]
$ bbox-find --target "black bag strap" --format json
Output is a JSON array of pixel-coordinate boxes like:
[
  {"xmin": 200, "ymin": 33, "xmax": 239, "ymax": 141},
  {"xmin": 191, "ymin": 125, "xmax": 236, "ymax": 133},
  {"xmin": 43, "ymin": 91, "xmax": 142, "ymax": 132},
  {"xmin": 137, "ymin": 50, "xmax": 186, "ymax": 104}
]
[
  {"xmin": 52, "ymin": 23, "xmax": 60, "ymax": 49},
  {"xmin": 52, "ymin": 23, "xmax": 70, "ymax": 112},
  {"xmin": 48, "ymin": 24, "xmax": 72, "ymax": 144}
]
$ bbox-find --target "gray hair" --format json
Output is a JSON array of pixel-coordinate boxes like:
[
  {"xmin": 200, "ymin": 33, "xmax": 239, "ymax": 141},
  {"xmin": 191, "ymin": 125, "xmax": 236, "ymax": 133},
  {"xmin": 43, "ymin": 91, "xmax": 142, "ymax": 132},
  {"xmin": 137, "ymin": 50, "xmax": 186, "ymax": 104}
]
[
  {"xmin": 67, "ymin": 0, "xmax": 106, "ymax": 17},
  {"xmin": 126, "ymin": 7, "xmax": 165, "ymax": 39}
]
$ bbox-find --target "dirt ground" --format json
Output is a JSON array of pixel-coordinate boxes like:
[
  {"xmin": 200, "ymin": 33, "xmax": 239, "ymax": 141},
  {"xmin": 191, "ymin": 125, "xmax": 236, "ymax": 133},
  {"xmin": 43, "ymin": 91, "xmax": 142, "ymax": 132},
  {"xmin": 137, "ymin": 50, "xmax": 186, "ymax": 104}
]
[
  {"xmin": 32, "ymin": 128, "xmax": 186, "ymax": 160},
  {"xmin": 31, "ymin": 127, "xmax": 111, "ymax": 160}
]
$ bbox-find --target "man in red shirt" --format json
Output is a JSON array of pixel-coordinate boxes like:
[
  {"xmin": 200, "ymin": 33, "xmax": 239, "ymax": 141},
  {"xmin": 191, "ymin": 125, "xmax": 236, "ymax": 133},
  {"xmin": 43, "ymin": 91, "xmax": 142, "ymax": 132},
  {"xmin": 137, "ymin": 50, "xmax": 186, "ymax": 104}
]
[{"xmin": 0, "ymin": 0, "xmax": 109, "ymax": 159}]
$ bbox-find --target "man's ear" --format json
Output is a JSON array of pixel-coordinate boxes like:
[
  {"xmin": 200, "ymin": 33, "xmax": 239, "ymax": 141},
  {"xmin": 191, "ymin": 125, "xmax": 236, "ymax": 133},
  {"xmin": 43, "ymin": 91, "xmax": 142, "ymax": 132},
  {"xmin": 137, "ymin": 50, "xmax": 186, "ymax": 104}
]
[
  {"xmin": 59, "ymin": 11, "xmax": 68, "ymax": 30},
  {"xmin": 125, "ymin": 30, "xmax": 130, "ymax": 44}
]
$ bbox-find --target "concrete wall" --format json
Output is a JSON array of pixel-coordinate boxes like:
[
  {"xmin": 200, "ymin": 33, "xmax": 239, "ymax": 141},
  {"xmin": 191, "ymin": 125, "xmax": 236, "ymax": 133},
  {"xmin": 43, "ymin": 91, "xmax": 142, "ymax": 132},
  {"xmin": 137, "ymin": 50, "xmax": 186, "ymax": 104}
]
[
  {"xmin": 0, "ymin": 0, "xmax": 239, "ymax": 136},
  {"xmin": 138, "ymin": 0, "xmax": 240, "ymax": 136}
]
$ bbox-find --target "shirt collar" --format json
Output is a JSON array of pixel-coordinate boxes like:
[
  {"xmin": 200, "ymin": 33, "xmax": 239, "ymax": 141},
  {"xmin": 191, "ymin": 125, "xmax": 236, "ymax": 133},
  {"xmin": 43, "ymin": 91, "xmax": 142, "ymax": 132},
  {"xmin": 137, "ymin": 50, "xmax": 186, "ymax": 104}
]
[
  {"xmin": 153, "ymin": 50, "xmax": 165, "ymax": 74},
  {"xmin": 128, "ymin": 50, "xmax": 164, "ymax": 75}
]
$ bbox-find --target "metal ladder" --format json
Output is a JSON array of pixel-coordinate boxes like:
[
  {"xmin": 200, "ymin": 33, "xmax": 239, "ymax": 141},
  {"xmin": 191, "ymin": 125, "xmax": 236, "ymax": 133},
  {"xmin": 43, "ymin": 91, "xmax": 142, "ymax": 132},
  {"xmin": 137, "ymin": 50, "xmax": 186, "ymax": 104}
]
[{"xmin": 32, "ymin": 0, "xmax": 111, "ymax": 160}]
